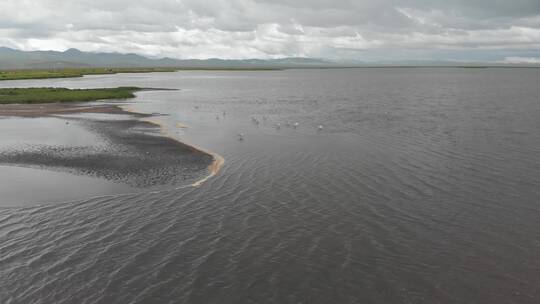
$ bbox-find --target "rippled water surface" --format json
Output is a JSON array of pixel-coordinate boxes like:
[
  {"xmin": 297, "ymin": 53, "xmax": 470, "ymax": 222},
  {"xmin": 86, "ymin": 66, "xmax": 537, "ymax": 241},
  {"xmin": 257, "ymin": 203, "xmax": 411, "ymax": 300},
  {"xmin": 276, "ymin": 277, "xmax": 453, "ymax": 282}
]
[{"xmin": 1, "ymin": 68, "xmax": 540, "ymax": 303}]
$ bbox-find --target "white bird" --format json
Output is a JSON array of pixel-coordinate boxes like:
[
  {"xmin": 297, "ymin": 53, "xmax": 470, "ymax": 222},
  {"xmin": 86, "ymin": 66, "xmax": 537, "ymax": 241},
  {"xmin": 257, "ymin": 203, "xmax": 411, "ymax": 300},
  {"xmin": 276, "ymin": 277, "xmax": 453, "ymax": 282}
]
[
  {"xmin": 276, "ymin": 123, "xmax": 281, "ymax": 129},
  {"xmin": 293, "ymin": 122, "xmax": 299, "ymax": 128},
  {"xmin": 318, "ymin": 125, "xmax": 323, "ymax": 131},
  {"xmin": 237, "ymin": 132, "xmax": 244, "ymax": 140}
]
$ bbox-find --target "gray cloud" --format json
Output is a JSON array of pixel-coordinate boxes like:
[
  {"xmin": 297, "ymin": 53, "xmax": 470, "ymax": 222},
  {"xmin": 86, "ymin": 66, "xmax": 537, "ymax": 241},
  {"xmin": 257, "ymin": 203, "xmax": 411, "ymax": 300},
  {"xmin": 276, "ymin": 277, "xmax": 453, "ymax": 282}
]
[{"xmin": 0, "ymin": 0, "xmax": 539, "ymax": 61}]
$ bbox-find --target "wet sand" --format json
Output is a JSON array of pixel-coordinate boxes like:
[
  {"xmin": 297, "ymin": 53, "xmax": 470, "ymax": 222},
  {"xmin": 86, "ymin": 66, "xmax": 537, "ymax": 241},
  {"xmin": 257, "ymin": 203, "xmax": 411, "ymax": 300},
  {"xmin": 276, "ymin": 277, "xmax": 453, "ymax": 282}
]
[
  {"xmin": 0, "ymin": 101, "xmax": 219, "ymax": 205},
  {"xmin": 135, "ymin": 115, "xmax": 225, "ymax": 188}
]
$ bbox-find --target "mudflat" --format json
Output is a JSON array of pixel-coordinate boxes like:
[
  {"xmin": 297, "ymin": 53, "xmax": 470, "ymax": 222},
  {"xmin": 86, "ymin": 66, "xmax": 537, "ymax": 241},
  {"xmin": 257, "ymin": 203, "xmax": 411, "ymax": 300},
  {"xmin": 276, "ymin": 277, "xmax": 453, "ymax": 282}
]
[{"xmin": 0, "ymin": 101, "xmax": 215, "ymax": 206}]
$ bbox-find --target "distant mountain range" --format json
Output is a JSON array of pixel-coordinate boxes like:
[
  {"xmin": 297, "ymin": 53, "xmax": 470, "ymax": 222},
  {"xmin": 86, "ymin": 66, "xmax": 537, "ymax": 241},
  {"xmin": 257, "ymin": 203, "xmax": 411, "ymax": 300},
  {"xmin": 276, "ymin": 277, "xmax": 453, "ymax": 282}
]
[
  {"xmin": 0, "ymin": 47, "xmax": 335, "ymax": 69},
  {"xmin": 1, "ymin": 47, "xmax": 538, "ymax": 69}
]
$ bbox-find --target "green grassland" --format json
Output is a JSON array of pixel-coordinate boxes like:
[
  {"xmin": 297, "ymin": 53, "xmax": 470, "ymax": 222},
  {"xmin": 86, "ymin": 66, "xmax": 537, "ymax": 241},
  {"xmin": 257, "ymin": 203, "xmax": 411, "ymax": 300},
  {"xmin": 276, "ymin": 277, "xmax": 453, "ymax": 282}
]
[{"xmin": 0, "ymin": 87, "xmax": 141, "ymax": 104}]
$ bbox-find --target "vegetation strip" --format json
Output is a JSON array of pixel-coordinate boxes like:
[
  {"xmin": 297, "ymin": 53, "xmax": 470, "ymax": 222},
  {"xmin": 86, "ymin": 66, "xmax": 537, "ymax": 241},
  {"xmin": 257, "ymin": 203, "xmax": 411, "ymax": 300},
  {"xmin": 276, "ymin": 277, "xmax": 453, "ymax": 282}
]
[
  {"xmin": 0, "ymin": 87, "xmax": 141, "ymax": 104},
  {"xmin": 0, "ymin": 68, "xmax": 178, "ymax": 81}
]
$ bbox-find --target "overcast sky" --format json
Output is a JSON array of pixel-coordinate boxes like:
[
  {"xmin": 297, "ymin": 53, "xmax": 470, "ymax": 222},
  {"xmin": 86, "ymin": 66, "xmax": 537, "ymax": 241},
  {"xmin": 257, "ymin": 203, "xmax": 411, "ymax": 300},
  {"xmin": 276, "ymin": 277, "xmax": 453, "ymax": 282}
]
[{"xmin": 1, "ymin": 0, "xmax": 540, "ymax": 62}]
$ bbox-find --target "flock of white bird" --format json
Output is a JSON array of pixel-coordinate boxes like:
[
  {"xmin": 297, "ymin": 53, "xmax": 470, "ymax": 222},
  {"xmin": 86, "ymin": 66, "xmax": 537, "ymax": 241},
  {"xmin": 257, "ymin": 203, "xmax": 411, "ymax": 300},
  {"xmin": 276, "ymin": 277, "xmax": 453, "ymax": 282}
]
[
  {"xmin": 238, "ymin": 116, "xmax": 323, "ymax": 141},
  {"xmin": 194, "ymin": 105, "xmax": 324, "ymax": 141}
]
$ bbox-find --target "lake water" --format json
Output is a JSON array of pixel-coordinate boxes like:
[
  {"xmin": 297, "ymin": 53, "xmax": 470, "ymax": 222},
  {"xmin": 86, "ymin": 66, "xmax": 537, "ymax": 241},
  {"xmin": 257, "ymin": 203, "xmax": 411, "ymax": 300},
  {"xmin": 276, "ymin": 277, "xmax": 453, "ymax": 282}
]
[{"xmin": 1, "ymin": 68, "xmax": 540, "ymax": 303}]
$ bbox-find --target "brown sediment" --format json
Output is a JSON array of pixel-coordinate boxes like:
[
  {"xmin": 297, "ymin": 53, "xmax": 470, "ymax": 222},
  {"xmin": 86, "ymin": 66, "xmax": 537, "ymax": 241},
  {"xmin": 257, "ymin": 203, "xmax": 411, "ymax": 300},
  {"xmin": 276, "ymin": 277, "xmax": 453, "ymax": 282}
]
[
  {"xmin": 0, "ymin": 102, "xmax": 148, "ymax": 118},
  {"xmin": 191, "ymin": 153, "xmax": 224, "ymax": 187}
]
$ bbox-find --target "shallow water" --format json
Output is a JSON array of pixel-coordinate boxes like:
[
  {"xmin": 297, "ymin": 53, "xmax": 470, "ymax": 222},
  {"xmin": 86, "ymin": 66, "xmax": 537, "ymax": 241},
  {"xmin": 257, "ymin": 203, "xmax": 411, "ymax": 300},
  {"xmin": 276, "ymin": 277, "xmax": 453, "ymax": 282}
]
[{"xmin": 1, "ymin": 68, "xmax": 540, "ymax": 303}]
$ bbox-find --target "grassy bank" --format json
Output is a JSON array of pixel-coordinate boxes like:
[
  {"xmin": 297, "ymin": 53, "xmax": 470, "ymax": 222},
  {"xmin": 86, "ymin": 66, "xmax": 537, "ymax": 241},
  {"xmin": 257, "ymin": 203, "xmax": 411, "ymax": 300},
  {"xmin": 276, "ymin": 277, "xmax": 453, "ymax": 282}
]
[
  {"xmin": 0, "ymin": 68, "xmax": 178, "ymax": 81},
  {"xmin": 0, "ymin": 87, "xmax": 141, "ymax": 104},
  {"xmin": 0, "ymin": 67, "xmax": 280, "ymax": 81}
]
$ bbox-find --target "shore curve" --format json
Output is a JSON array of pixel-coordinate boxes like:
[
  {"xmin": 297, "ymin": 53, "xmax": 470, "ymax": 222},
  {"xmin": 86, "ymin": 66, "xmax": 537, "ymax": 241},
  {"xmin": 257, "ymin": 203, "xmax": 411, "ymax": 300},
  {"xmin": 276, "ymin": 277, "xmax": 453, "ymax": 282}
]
[{"xmin": 121, "ymin": 106, "xmax": 225, "ymax": 188}]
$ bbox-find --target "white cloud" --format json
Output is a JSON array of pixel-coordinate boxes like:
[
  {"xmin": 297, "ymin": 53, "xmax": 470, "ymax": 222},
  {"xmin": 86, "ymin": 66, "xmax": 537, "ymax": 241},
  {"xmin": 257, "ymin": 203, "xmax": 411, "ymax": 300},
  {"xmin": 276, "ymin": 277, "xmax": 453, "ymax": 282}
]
[
  {"xmin": 503, "ymin": 56, "xmax": 540, "ymax": 63},
  {"xmin": 0, "ymin": 0, "xmax": 539, "ymax": 60}
]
